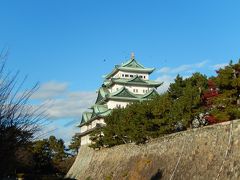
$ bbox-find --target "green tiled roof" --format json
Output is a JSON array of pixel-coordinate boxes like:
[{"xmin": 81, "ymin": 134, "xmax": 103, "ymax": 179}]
[
  {"xmin": 110, "ymin": 86, "xmax": 137, "ymax": 98},
  {"xmin": 80, "ymin": 112, "xmax": 92, "ymax": 124},
  {"xmin": 107, "ymin": 86, "xmax": 159, "ymax": 101},
  {"xmin": 89, "ymin": 104, "xmax": 111, "ymax": 119},
  {"xmin": 128, "ymin": 75, "xmax": 147, "ymax": 83},
  {"xmin": 141, "ymin": 88, "xmax": 159, "ymax": 99},
  {"xmin": 79, "ymin": 56, "xmax": 160, "ymax": 128},
  {"xmin": 96, "ymin": 84, "xmax": 161, "ymax": 104},
  {"xmin": 95, "ymin": 87, "xmax": 110, "ymax": 104},
  {"xmin": 91, "ymin": 104, "xmax": 109, "ymax": 114},
  {"xmin": 121, "ymin": 58, "xmax": 145, "ymax": 68},
  {"xmin": 79, "ymin": 105, "xmax": 111, "ymax": 127},
  {"xmin": 103, "ymin": 75, "xmax": 162, "ymax": 88},
  {"xmin": 104, "ymin": 58, "xmax": 155, "ymax": 79},
  {"xmin": 80, "ymin": 87, "xmax": 160, "ymax": 126}
]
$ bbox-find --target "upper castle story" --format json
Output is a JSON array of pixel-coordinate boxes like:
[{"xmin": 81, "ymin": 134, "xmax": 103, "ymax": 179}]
[
  {"xmin": 78, "ymin": 54, "xmax": 162, "ymax": 145},
  {"xmin": 102, "ymin": 53, "xmax": 161, "ymax": 96},
  {"xmin": 104, "ymin": 53, "xmax": 155, "ymax": 80}
]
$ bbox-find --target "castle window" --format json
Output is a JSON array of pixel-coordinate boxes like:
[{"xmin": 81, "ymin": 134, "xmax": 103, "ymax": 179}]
[
  {"xmin": 125, "ymin": 74, "xmax": 129, "ymax": 77},
  {"xmin": 144, "ymin": 76, "xmax": 146, "ymax": 79},
  {"xmin": 133, "ymin": 89, "xmax": 138, "ymax": 93},
  {"xmin": 130, "ymin": 75, "xmax": 133, "ymax": 77},
  {"xmin": 139, "ymin": 75, "xmax": 143, "ymax": 78},
  {"xmin": 122, "ymin": 74, "xmax": 124, "ymax": 77}
]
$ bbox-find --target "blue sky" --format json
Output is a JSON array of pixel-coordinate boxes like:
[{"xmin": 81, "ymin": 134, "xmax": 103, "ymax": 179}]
[{"xmin": 1, "ymin": 0, "xmax": 240, "ymax": 144}]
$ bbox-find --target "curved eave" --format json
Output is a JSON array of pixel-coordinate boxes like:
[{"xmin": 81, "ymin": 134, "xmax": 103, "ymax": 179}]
[
  {"xmin": 95, "ymin": 91, "xmax": 104, "ymax": 104},
  {"xmin": 106, "ymin": 96, "xmax": 154, "ymax": 102},
  {"xmin": 93, "ymin": 106, "xmax": 108, "ymax": 114},
  {"xmin": 95, "ymin": 98, "xmax": 107, "ymax": 105},
  {"xmin": 103, "ymin": 80, "xmax": 111, "ymax": 86},
  {"xmin": 141, "ymin": 88, "xmax": 159, "ymax": 99},
  {"xmin": 112, "ymin": 80, "xmax": 162, "ymax": 87},
  {"xmin": 95, "ymin": 87, "xmax": 110, "ymax": 104},
  {"xmin": 78, "ymin": 111, "xmax": 92, "ymax": 127},
  {"xmin": 78, "ymin": 109, "xmax": 111, "ymax": 127},
  {"xmin": 89, "ymin": 104, "xmax": 110, "ymax": 117},
  {"xmin": 104, "ymin": 67, "xmax": 155, "ymax": 79},
  {"xmin": 97, "ymin": 109, "xmax": 112, "ymax": 117},
  {"xmin": 103, "ymin": 82, "xmax": 113, "ymax": 88},
  {"xmin": 105, "ymin": 88, "xmax": 159, "ymax": 102},
  {"xmin": 107, "ymin": 96, "xmax": 141, "ymax": 101},
  {"xmin": 109, "ymin": 86, "xmax": 138, "ymax": 98},
  {"xmin": 104, "ymin": 68, "xmax": 119, "ymax": 79},
  {"xmin": 76, "ymin": 123, "xmax": 106, "ymax": 137},
  {"xmin": 118, "ymin": 67, "xmax": 155, "ymax": 73}
]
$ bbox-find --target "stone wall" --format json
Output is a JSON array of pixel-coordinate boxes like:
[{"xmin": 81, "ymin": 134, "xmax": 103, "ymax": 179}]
[{"xmin": 67, "ymin": 119, "xmax": 240, "ymax": 180}]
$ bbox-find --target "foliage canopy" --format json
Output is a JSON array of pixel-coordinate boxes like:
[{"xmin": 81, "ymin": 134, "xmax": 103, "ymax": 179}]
[{"xmin": 90, "ymin": 61, "xmax": 240, "ymax": 149}]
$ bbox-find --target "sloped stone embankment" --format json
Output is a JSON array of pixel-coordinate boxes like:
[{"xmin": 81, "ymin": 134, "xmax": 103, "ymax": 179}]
[{"xmin": 67, "ymin": 120, "xmax": 240, "ymax": 180}]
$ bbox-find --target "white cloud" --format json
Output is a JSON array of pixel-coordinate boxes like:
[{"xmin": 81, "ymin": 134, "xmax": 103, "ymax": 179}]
[
  {"xmin": 156, "ymin": 75, "xmax": 175, "ymax": 94},
  {"xmin": 212, "ymin": 63, "xmax": 228, "ymax": 70},
  {"xmin": 171, "ymin": 64, "xmax": 191, "ymax": 74},
  {"xmin": 31, "ymin": 81, "xmax": 68, "ymax": 100},
  {"xmin": 158, "ymin": 60, "xmax": 208, "ymax": 74},
  {"xmin": 156, "ymin": 60, "xmax": 208, "ymax": 93},
  {"xmin": 158, "ymin": 67, "xmax": 171, "ymax": 74},
  {"xmin": 30, "ymin": 81, "xmax": 97, "ymax": 119},
  {"xmin": 30, "ymin": 81, "xmax": 97, "ymax": 144},
  {"xmin": 45, "ymin": 91, "xmax": 96, "ymax": 119},
  {"xmin": 195, "ymin": 60, "xmax": 208, "ymax": 68}
]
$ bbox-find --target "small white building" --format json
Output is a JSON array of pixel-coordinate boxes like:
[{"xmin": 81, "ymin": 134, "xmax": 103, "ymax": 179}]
[{"xmin": 78, "ymin": 54, "xmax": 162, "ymax": 145}]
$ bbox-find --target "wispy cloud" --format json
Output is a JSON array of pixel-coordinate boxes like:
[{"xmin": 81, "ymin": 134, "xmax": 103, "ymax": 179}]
[
  {"xmin": 156, "ymin": 60, "xmax": 208, "ymax": 93},
  {"xmin": 158, "ymin": 67, "xmax": 171, "ymax": 74},
  {"xmin": 212, "ymin": 63, "xmax": 228, "ymax": 70},
  {"xmin": 158, "ymin": 60, "xmax": 208, "ymax": 74},
  {"xmin": 31, "ymin": 81, "xmax": 68, "ymax": 100},
  {"xmin": 31, "ymin": 81, "xmax": 97, "ymax": 144},
  {"xmin": 156, "ymin": 75, "xmax": 174, "ymax": 93},
  {"xmin": 45, "ymin": 91, "xmax": 96, "ymax": 119},
  {"xmin": 31, "ymin": 81, "xmax": 96, "ymax": 119},
  {"xmin": 195, "ymin": 60, "xmax": 208, "ymax": 68}
]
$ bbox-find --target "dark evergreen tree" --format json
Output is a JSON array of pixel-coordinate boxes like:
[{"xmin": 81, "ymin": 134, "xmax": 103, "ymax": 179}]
[
  {"xmin": 0, "ymin": 51, "xmax": 46, "ymax": 177},
  {"xmin": 211, "ymin": 61, "xmax": 240, "ymax": 121},
  {"xmin": 69, "ymin": 134, "xmax": 81, "ymax": 154},
  {"xmin": 89, "ymin": 61, "xmax": 240, "ymax": 149}
]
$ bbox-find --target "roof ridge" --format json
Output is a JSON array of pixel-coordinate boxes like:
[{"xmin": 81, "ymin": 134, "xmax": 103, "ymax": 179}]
[
  {"xmin": 121, "ymin": 58, "xmax": 145, "ymax": 69},
  {"xmin": 109, "ymin": 86, "xmax": 138, "ymax": 98}
]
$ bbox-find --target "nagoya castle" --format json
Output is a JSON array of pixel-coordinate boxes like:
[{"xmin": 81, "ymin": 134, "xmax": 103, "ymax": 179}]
[{"xmin": 78, "ymin": 53, "xmax": 162, "ymax": 145}]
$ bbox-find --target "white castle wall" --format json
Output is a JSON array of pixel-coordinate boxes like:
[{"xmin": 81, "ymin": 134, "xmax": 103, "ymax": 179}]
[
  {"xmin": 80, "ymin": 118, "xmax": 105, "ymax": 146},
  {"xmin": 80, "ymin": 125, "xmax": 88, "ymax": 133},
  {"xmin": 109, "ymin": 84, "xmax": 152, "ymax": 95},
  {"xmin": 113, "ymin": 70, "xmax": 149, "ymax": 80},
  {"xmin": 81, "ymin": 134, "xmax": 91, "ymax": 145},
  {"xmin": 107, "ymin": 100, "xmax": 130, "ymax": 109},
  {"xmin": 80, "ymin": 64, "xmax": 157, "ymax": 146}
]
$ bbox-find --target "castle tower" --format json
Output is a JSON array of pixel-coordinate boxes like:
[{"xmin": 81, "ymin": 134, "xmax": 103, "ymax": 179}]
[{"xmin": 78, "ymin": 54, "xmax": 162, "ymax": 145}]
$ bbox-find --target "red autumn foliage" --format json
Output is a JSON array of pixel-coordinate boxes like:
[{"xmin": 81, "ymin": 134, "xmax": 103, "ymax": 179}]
[
  {"xmin": 204, "ymin": 115, "xmax": 217, "ymax": 124},
  {"xmin": 202, "ymin": 80, "xmax": 218, "ymax": 106},
  {"xmin": 201, "ymin": 80, "xmax": 219, "ymax": 124}
]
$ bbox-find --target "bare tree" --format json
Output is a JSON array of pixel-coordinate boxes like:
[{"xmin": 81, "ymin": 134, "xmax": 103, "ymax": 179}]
[{"xmin": 0, "ymin": 50, "xmax": 47, "ymax": 176}]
